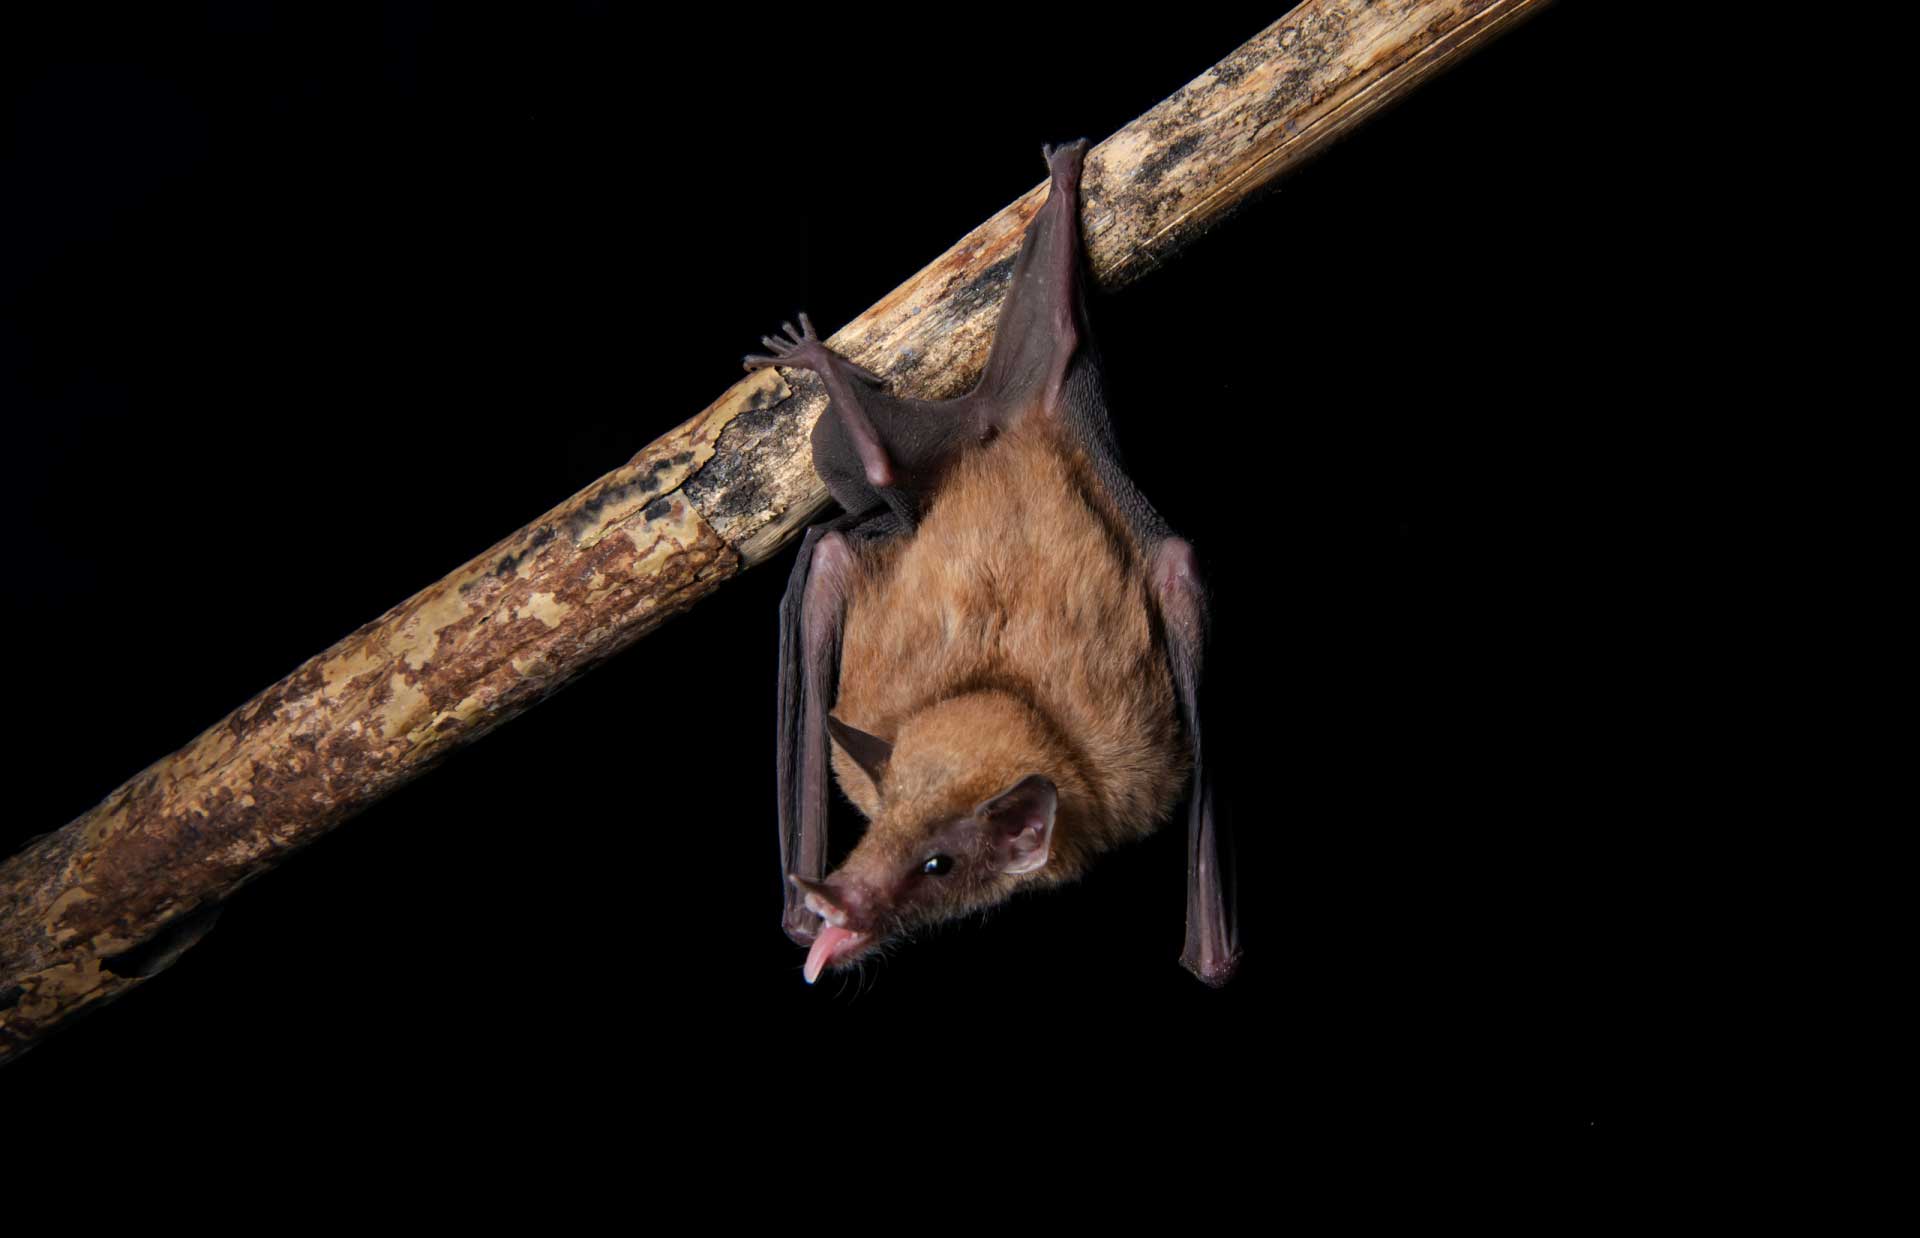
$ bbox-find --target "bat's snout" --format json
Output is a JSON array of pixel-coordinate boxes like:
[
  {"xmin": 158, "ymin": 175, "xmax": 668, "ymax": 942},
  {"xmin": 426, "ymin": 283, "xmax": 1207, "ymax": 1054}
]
[{"xmin": 803, "ymin": 888, "xmax": 849, "ymax": 928}]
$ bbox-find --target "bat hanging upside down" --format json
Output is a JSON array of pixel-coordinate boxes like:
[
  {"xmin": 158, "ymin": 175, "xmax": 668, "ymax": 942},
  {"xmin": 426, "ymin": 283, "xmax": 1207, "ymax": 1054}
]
[{"xmin": 746, "ymin": 140, "xmax": 1239, "ymax": 987}]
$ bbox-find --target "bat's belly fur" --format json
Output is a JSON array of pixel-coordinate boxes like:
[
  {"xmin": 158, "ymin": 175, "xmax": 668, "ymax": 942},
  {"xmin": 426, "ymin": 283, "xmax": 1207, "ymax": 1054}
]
[{"xmin": 831, "ymin": 417, "xmax": 1188, "ymax": 882}]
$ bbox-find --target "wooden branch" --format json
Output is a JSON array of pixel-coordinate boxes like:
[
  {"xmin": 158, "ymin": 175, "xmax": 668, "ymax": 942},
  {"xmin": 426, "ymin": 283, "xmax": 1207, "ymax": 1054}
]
[{"xmin": 0, "ymin": 0, "xmax": 1550, "ymax": 1063}]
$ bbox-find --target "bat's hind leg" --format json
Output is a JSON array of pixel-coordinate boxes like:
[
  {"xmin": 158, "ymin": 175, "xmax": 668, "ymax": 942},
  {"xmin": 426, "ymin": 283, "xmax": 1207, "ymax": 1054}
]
[{"xmin": 746, "ymin": 313, "xmax": 973, "ymax": 529}]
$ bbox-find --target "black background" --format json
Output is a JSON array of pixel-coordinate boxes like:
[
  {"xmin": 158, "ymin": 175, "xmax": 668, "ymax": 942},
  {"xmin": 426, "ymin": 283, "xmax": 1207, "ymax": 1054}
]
[{"xmin": 2, "ymin": 2, "xmax": 1686, "ymax": 1137}]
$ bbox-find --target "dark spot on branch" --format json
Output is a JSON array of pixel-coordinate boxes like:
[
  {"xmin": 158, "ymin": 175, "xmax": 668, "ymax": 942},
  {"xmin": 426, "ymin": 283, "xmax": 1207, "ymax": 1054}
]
[
  {"xmin": 564, "ymin": 469, "xmax": 670, "ymax": 543},
  {"xmin": 978, "ymin": 254, "xmax": 1015, "ymax": 292},
  {"xmin": 1136, "ymin": 132, "xmax": 1204, "ymax": 190},
  {"xmin": 942, "ymin": 254, "xmax": 1017, "ymax": 324},
  {"xmin": 0, "ymin": 985, "xmax": 21, "ymax": 1012},
  {"xmin": 1269, "ymin": 65, "xmax": 1314, "ymax": 113},
  {"xmin": 644, "ymin": 498, "xmax": 672, "ymax": 522},
  {"xmin": 685, "ymin": 400, "xmax": 795, "ymax": 521},
  {"xmin": 495, "ymin": 523, "xmax": 560, "ymax": 577}
]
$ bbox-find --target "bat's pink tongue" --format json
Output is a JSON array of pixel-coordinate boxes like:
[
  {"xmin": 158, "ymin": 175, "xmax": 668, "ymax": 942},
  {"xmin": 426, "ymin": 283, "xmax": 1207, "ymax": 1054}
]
[{"xmin": 804, "ymin": 923, "xmax": 861, "ymax": 984}]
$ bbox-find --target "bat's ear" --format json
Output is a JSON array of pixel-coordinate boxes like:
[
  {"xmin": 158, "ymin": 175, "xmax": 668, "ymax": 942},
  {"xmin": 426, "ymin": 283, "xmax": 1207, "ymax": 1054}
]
[
  {"xmin": 826, "ymin": 716, "xmax": 893, "ymax": 788},
  {"xmin": 980, "ymin": 774, "xmax": 1057, "ymax": 876}
]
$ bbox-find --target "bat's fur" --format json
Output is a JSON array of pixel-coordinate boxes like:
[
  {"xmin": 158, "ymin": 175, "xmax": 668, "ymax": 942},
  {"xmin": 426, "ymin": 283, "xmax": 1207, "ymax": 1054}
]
[{"xmin": 825, "ymin": 414, "xmax": 1188, "ymax": 925}]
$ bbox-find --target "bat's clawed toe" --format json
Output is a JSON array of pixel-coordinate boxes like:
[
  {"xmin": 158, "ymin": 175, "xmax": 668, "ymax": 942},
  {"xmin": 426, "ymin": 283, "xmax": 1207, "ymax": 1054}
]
[
  {"xmin": 1042, "ymin": 137, "xmax": 1090, "ymax": 173},
  {"xmin": 745, "ymin": 315, "xmax": 839, "ymax": 376}
]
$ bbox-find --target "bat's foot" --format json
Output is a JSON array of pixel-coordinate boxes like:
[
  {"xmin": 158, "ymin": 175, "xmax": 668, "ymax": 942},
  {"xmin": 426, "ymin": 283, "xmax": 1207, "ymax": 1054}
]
[
  {"xmin": 1041, "ymin": 138, "xmax": 1090, "ymax": 194},
  {"xmin": 742, "ymin": 313, "xmax": 884, "ymax": 385}
]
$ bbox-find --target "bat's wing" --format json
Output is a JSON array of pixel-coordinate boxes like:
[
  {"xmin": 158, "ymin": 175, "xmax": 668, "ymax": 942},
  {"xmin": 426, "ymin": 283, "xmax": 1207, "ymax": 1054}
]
[
  {"xmin": 970, "ymin": 141, "xmax": 1108, "ymax": 439},
  {"xmin": 752, "ymin": 319, "xmax": 982, "ymax": 944},
  {"xmin": 775, "ymin": 510, "xmax": 900, "ymax": 943},
  {"xmin": 1152, "ymin": 537, "xmax": 1241, "ymax": 986},
  {"xmin": 752, "ymin": 227, "xmax": 1062, "ymax": 944},
  {"xmin": 974, "ymin": 141, "xmax": 1242, "ymax": 983}
]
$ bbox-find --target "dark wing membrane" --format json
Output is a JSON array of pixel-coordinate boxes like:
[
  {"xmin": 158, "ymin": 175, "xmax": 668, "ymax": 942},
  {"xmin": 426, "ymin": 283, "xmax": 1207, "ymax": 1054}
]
[{"xmin": 1154, "ymin": 538, "xmax": 1240, "ymax": 985}]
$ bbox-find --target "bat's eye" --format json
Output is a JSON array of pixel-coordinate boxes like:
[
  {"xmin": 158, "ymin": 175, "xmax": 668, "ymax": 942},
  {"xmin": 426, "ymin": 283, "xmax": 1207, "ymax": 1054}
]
[{"xmin": 921, "ymin": 854, "xmax": 954, "ymax": 877}]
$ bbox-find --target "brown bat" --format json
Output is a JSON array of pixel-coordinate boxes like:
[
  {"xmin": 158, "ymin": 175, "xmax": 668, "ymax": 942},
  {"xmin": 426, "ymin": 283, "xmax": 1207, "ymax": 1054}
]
[{"xmin": 745, "ymin": 140, "xmax": 1238, "ymax": 986}]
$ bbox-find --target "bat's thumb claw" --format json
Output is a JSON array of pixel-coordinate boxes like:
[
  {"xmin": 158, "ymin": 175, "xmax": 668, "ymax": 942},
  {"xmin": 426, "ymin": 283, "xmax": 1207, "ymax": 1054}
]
[
  {"xmin": 783, "ymin": 877, "xmax": 825, "ymax": 944},
  {"xmin": 1180, "ymin": 946, "xmax": 1242, "ymax": 988}
]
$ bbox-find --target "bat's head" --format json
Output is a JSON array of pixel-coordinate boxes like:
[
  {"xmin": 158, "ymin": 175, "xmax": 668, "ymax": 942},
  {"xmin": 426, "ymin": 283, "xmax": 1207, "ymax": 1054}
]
[{"xmin": 793, "ymin": 694, "xmax": 1073, "ymax": 982}]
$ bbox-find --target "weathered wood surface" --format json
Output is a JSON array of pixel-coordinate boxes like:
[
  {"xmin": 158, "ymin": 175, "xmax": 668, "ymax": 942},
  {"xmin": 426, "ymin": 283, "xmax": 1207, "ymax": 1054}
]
[{"xmin": 0, "ymin": 0, "xmax": 1550, "ymax": 1063}]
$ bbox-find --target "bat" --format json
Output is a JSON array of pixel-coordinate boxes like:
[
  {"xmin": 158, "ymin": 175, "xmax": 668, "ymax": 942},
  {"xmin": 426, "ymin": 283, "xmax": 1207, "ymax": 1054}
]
[{"xmin": 745, "ymin": 140, "xmax": 1238, "ymax": 987}]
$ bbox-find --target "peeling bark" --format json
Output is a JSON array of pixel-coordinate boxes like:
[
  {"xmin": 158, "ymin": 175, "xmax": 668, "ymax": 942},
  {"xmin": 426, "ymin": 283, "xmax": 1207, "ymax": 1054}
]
[{"xmin": 0, "ymin": 0, "xmax": 1550, "ymax": 1064}]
